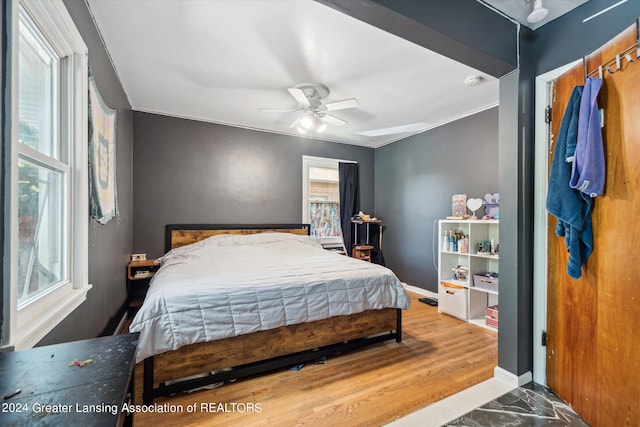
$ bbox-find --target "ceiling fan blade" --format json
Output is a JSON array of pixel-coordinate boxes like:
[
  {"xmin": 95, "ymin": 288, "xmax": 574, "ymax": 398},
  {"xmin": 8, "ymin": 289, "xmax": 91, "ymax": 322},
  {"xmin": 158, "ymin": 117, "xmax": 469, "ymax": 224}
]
[
  {"xmin": 289, "ymin": 117, "xmax": 301, "ymax": 129},
  {"xmin": 319, "ymin": 114, "xmax": 347, "ymax": 127},
  {"xmin": 357, "ymin": 122, "xmax": 429, "ymax": 137},
  {"xmin": 287, "ymin": 88, "xmax": 311, "ymax": 107},
  {"xmin": 324, "ymin": 98, "xmax": 359, "ymax": 111},
  {"xmin": 258, "ymin": 108, "xmax": 297, "ymax": 113}
]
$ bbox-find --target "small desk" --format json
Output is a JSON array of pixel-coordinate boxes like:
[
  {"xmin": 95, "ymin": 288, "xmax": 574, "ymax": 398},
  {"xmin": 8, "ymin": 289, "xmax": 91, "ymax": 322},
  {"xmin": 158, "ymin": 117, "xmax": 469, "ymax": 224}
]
[
  {"xmin": 351, "ymin": 219, "xmax": 383, "ymax": 249},
  {"xmin": 0, "ymin": 333, "xmax": 139, "ymax": 427}
]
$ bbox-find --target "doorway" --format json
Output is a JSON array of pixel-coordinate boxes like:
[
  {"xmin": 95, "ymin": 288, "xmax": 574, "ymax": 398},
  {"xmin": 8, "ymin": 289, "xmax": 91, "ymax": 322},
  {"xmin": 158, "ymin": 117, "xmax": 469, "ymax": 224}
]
[{"xmin": 535, "ymin": 24, "xmax": 640, "ymax": 426}]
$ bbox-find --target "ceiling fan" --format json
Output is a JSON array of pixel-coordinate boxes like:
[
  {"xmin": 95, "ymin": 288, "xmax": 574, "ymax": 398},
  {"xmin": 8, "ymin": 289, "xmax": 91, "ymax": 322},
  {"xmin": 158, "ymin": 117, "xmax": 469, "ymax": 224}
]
[{"xmin": 259, "ymin": 83, "xmax": 359, "ymax": 133}]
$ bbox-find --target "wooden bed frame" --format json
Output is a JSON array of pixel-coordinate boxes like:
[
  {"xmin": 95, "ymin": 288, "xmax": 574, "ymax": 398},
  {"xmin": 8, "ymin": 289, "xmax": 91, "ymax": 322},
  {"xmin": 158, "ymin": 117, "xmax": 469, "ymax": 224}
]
[{"xmin": 139, "ymin": 224, "xmax": 402, "ymax": 404}]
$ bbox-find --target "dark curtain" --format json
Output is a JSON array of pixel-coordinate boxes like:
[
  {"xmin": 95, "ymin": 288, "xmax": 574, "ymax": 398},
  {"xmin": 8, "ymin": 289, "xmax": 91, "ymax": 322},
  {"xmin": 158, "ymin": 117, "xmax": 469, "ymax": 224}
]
[
  {"xmin": 339, "ymin": 162, "xmax": 359, "ymax": 257},
  {"xmin": 369, "ymin": 225, "xmax": 385, "ymax": 266}
]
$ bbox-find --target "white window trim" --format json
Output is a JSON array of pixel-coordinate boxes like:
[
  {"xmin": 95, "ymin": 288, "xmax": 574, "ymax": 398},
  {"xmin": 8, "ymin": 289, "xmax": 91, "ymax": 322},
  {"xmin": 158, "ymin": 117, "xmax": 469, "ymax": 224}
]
[
  {"xmin": 301, "ymin": 155, "xmax": 356, "ymax": 224},
  {"xmin": 8, "ymin": 0, "xmax": 91, "ymax": 350}
]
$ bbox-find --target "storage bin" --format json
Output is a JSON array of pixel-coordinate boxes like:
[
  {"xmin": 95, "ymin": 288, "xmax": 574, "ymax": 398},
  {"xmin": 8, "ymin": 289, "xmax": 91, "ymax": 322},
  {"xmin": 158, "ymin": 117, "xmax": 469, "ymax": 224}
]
[
  {"xmin": 438, "ymin": 282, "xmax": 468, "ymax": 320},
  {"xmin": 473, "ymin": 273, "xmax": 499, "ymax": 292},
  {"xmin": 485, "ymin": 305, "xmax": 499, "ymax": 319},
  {"xmin": 485, "ymin": 305, "xmax": 498, "ymax": 328},
  {"xmin": 485, "ymin": 316, "xmax": 498, "ymax": 328}
]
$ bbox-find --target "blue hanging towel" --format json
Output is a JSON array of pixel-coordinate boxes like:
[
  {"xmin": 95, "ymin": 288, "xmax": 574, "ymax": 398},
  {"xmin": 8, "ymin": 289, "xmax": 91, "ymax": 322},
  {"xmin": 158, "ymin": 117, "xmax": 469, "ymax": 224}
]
[
  {"xmin": 570, "ymin": 77, "xmax": 605, "ymax": 197},
  {"xmin": 546, "ymin": 85, "xmax": 593, "ymax": 279}
]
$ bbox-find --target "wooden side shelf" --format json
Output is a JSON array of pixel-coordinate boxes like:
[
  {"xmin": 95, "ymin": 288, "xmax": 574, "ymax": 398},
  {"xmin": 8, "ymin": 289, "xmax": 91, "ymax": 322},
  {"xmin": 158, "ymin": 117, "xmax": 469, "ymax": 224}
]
[
  {"xmin": 127, "ymin": 259, "xmax": 158, "ymax": 280},
  {"xmin": 127, "ymin": 259, "xmax": 158, "ymax": 314},
  {"xmin": 352, "ymin": 245, "xmax": 373, "ymax": 262}
]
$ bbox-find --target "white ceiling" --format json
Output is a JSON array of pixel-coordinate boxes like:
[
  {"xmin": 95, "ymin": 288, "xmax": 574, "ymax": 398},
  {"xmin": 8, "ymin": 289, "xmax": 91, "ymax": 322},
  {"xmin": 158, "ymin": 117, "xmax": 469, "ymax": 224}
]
[
  {"xmin": 484, "ymin": 0, "xmax": 589, "ymax": 30},
  {"xmin": 87, "ymin": 0, "xmax": 504, "ymax": 148},
  {"xmin": 85, "ymin": 0, "xmax": 594, "ymax": 148}
]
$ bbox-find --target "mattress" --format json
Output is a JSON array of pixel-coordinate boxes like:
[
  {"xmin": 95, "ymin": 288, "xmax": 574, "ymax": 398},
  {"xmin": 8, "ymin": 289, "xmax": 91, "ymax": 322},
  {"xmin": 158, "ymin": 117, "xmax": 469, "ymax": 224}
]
[{"xmin": 129, "ymin": 232, "xmax": 410, "ymax": 362}]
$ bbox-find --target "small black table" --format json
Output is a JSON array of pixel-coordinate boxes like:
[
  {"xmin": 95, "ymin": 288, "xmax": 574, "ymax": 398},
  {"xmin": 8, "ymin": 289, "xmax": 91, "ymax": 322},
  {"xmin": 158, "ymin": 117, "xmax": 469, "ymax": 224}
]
[{"xmin": 0, "ymin": 333, "xmax": 139, "ymax": 427}]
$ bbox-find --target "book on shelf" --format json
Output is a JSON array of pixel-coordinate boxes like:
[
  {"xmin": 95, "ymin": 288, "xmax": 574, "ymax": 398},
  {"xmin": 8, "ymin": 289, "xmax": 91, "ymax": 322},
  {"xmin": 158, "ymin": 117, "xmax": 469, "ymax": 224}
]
[{"xmin": 133, "ymin": 270, "xmax": 155, "ymax": 279}]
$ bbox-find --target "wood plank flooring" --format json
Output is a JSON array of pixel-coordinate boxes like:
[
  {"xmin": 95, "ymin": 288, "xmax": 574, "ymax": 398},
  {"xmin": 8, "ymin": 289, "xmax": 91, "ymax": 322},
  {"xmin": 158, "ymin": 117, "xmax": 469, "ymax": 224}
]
[{"xmin": 131, "ymin": 292, "xmax": 497, "ymax": 426}]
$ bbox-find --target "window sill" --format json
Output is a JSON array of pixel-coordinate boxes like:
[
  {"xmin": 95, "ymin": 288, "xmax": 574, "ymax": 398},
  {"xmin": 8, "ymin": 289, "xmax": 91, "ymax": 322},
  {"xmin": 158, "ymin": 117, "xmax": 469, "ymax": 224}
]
[{"xmin": 14, "ymin": 283, "xmax": 93, "ymax": 350}]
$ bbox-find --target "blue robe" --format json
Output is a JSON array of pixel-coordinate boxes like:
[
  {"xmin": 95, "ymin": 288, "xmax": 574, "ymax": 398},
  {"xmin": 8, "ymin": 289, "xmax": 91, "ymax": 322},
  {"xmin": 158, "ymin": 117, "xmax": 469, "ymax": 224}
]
[
  {"xmin": 546, "ymin": 85, "xmax": 593, "ymax": 279},
  {"xmin": 570, "ymin": 77, "xmax": 605, "ymax": 197}
]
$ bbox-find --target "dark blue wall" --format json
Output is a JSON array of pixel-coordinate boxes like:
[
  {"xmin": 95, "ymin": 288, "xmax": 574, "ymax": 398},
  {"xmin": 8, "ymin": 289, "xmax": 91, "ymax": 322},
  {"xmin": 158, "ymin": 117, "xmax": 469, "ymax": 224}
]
[
  {"xmin": 132, "ymin": 112, "xmax": 375, "ymax": 258},
  {"xmin": 375, "ymin": 108, "xmax": 499, "ymax": 292},
  {"xmin": 533, "ymin": 0, "xmax": 640, "ymax": 75},
  {"xmin": 37, "ymin": 0, "xmax": 134, "ymax": 345},
  {"xmin": 1, "ymin": 0, "xmax": 6, "ymax": 344}
]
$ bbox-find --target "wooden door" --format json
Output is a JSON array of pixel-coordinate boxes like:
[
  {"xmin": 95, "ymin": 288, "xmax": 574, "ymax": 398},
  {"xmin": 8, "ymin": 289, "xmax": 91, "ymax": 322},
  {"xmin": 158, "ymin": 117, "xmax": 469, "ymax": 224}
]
[{"xmin": 546, "ymin": 24, "xmax": 640, "ymax": 426}]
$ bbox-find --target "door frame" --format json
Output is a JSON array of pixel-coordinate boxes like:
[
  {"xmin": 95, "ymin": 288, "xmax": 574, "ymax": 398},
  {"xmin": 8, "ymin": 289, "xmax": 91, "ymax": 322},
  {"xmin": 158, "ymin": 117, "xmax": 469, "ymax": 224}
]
[{"xmin": 532, "ymin": 59, "xmax": 582, "ymax": 385}]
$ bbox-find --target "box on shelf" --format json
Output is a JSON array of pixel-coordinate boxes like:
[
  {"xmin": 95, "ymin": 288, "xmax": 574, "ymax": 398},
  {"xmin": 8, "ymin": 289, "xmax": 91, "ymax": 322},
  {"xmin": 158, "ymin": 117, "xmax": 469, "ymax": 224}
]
[
  {"xmin": 485, "ymin": 305, "xmax": 498, "ymax": 328},
  {"xmin": 133, "ymin": 270, "xmax": 155, "ymax": 279},
  {"xmin": 131, "ymin": 253, "xmax": 147, "ymax": 262},
  {"xmin": 473, "ymin": 272, "xmax": 499, "ymax": 292},
  {"xmin": 438, "ymin": 282, "xmax": 468, "ymax": 321}
]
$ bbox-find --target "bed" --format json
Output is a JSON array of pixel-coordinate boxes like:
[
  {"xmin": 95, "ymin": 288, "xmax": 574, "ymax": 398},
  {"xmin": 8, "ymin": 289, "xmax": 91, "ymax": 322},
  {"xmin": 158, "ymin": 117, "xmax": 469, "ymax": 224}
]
[{"xmin": 130, "ymin": 224, "xmax": 410, "ymax": 404}]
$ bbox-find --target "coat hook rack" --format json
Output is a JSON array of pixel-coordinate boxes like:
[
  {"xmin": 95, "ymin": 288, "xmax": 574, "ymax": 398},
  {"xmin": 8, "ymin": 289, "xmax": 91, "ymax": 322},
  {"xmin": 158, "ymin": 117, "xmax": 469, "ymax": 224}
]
[{"xmin": 584, "ymin": 43, "xmax": 638, "ymax": 80}]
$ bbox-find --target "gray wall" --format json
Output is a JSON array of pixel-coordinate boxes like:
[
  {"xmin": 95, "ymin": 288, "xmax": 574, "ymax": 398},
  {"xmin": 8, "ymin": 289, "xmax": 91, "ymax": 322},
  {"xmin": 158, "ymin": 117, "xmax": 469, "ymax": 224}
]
[
  {"xmin": 330, "ymin": 0, "xmax": 532, "ymax": 378},
  {"xmin": 132, "ymin": 112, "xmax": 375, "ymax": 257},
  {"xmin": 533, "ymin": 0, "xmax": 640, "ymax": 76},
  {"xmin": 1, "ymin": 0, "xmax": 6, "ymax": 343},
  {"xmin": 375, "ymin": 108, "xmax": 499, "ymax": 292},
  {"xmin": 319, "ymin": 0, "xmax": 517, "ymax": 78},
  {"xmin": 37, "ymin": 1, "xmax": 134, "ymax": 345}
]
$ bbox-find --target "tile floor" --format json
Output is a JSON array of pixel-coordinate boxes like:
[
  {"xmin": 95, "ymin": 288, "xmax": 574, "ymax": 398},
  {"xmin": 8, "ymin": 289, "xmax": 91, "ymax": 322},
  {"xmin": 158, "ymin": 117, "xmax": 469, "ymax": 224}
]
[
  {"xmin": 387, "ymin": 378, "xmax": 588, "ymax": 426},
  {"xmin": 445, "ymin": 382, "xmax": 589, "ymax": 426}
]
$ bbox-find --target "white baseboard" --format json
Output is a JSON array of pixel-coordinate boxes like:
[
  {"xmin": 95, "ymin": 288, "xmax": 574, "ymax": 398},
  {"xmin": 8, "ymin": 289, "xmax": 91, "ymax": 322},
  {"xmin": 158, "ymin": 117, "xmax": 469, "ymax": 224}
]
[
  {"xmin": 387, "ymin": 377, "xmax": 515, "ymax": 427},
  {"xmin": 494, "ymin": 366, "xmax": 533, "ymax": 387},
  {"xmin": 403, "ymin": 283, "xmax": 438, "ymax": 299}
]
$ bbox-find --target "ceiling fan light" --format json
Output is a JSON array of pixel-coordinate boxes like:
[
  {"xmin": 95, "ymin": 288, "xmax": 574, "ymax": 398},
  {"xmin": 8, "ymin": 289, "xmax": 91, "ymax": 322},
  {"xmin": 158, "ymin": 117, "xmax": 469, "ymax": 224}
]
[
  {"xmin": 527, "ymin": 0, "xmax": 549, "ymax": 24},
  {"xmin": 316, "ymin": 121, "xmax": 327, "ymax": 133},
  {"xmin": 300, "ymin": 115, "xmax": 314, "ymax": 130}
]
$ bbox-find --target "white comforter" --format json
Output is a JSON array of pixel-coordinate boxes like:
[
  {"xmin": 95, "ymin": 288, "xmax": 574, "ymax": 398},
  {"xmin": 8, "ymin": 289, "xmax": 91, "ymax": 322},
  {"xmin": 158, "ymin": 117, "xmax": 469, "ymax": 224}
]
[{"xmin": 129, "ymin": 232, "xmax": 410, "ymax": 363}]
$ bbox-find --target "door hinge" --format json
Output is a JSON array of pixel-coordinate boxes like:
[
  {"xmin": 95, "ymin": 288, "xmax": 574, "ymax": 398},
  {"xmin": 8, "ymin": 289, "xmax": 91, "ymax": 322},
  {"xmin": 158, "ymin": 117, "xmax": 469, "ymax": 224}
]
[
  {"xmin": 541, "ymin": 330, "xmax": 547, "ymax": 346},
  {"xmin": 545, "ymin": 106, "xmax": 552, "ymax": 124}
]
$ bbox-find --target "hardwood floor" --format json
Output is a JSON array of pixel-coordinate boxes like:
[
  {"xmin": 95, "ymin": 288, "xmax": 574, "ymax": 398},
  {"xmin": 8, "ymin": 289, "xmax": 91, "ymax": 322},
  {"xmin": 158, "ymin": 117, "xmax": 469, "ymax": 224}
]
[{"xmin": 132, "ymin": 291, "xmax": 497, "ymax": 426}]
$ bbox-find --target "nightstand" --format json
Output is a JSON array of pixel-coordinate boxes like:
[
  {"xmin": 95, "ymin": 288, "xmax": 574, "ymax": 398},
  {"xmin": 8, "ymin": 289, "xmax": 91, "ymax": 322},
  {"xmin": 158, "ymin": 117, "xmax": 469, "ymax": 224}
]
[{"xmin": 127, "ymin": 259, "xmax": 158, "ymax": 315}]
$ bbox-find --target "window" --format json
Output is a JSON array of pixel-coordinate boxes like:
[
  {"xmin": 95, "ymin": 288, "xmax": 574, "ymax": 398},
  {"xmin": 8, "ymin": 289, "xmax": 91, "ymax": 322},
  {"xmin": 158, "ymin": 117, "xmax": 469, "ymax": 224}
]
[
  {"xmin": 17, "ymin": 7, "xmax": 66, "ymax": 304},
  {"xmin": 7, "ymin": 0, "xmax": 90, "ymax": 349},
  {"xmin": 302, "ymin": 156, "xmax": 355, "ymax": 238}
]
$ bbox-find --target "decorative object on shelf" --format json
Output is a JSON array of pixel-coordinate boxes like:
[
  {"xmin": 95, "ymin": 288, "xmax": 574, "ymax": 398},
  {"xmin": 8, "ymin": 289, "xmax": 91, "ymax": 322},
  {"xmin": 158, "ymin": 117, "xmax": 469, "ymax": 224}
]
[
  {"xmin": 131, "ymin": 253, "xmax": 146, "ymax": 262},
  {"xmin": 484, "ymin": 193, "xmax": 500, "ymax": 219},
  {"xmin": 476, "ymin": 238, "xmax": 498, "ymax": 255},
  {"xmin": 449, "ymin": 194, "xmax": 468, "ymax": 219},
  {"xmin": 452, "ymin": 265, "xmax": 468, "ymax": 280},
  {"xmin": 467, "ymin": 198, "xmax": 483, "ymax": 219}
]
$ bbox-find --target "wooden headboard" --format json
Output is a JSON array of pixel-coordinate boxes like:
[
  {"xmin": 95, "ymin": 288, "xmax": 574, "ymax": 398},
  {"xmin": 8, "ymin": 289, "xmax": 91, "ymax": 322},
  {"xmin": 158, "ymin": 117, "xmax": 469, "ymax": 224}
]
[{"xmin": 164, "ymin": 224, "xmax": 311, "ymax": 252}]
